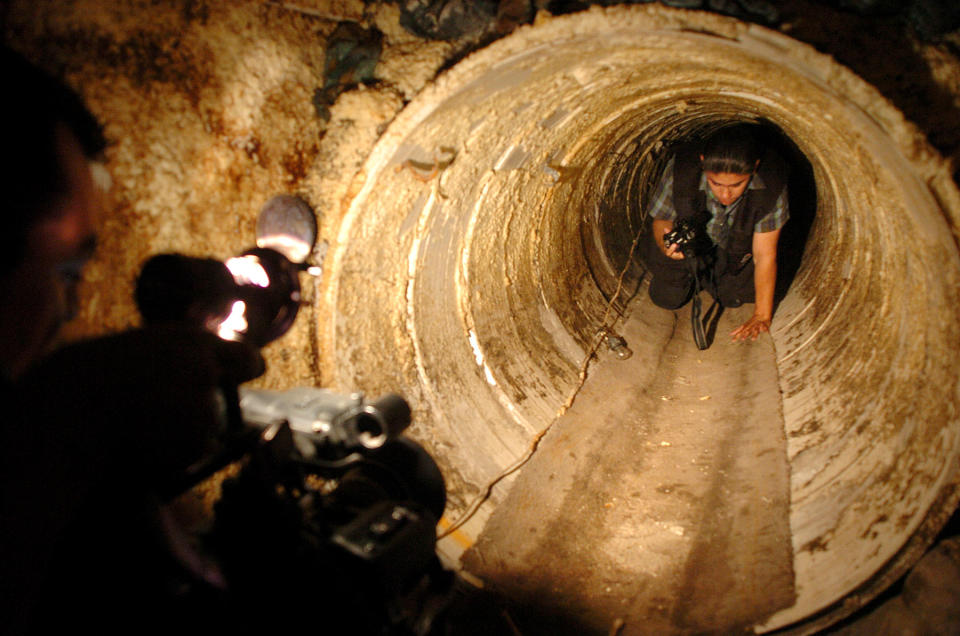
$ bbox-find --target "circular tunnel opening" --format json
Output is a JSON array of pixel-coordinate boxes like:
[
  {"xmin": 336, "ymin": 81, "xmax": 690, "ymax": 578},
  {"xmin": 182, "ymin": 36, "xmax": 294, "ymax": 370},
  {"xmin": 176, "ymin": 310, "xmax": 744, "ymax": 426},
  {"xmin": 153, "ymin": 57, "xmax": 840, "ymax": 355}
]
[{"xmin": 323, "ymin": 5, "xmax": 960, "ymax": 632}]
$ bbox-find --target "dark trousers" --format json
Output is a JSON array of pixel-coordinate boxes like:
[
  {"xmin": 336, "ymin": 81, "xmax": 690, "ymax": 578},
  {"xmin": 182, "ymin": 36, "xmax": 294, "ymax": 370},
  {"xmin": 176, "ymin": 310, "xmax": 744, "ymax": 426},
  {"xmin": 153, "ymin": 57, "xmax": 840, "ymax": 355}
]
[{"xmin": 640, "ymin": 229, "xmax": 755, "ymax": 310}]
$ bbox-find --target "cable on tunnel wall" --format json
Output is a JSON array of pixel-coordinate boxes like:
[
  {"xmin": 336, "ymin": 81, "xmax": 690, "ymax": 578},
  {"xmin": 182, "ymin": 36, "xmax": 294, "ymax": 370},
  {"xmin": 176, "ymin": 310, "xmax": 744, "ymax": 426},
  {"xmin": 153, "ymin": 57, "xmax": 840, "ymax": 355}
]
[{"xmin": 439, "ymin": 211, "xmax": 650, "ymax": 540}]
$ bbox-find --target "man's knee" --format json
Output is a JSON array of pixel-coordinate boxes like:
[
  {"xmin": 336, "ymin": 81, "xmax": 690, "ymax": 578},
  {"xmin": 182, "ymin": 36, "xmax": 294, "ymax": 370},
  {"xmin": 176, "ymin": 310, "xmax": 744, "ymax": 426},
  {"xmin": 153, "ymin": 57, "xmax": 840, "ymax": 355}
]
[
  {"xmin": 642, "ymin": 230, "xmax": 695, "ymax": 309},
  {"xmin": 649, "ymin": 277, "xmax": 693, "ymax": 310}
]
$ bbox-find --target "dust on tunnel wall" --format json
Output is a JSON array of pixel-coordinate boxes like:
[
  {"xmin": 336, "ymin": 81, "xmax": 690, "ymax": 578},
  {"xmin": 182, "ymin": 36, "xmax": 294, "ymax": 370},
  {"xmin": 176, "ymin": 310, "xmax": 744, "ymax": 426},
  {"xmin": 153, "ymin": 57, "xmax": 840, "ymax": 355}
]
[{"xmin": 326, "ymin": 5, "xmax": 960, "ymax": 632}]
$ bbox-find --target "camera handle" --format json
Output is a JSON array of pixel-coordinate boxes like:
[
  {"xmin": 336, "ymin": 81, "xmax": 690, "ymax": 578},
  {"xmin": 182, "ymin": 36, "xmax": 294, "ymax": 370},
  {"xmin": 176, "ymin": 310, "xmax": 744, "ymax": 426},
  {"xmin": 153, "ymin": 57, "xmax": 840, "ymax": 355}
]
[{"xmin": 688, "ymin": 256, "xmax": 709, "ymax": 350}]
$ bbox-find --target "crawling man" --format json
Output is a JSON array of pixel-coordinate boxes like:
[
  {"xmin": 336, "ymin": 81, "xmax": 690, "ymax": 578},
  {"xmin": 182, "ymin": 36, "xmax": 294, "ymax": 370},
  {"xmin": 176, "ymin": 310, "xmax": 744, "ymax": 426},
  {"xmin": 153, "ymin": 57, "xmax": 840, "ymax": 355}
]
[{"xmin": 641, "ymin": 123, "xmax": 789, "ymax": 342}]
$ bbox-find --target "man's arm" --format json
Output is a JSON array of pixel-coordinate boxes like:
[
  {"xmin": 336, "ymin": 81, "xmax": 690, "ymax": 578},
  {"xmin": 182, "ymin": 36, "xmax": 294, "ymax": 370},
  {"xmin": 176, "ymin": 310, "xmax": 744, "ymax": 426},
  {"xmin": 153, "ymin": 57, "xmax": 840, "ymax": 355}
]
[{"xmin": 731, "ymin": 228, "xmax": 780, "ymax": 341}]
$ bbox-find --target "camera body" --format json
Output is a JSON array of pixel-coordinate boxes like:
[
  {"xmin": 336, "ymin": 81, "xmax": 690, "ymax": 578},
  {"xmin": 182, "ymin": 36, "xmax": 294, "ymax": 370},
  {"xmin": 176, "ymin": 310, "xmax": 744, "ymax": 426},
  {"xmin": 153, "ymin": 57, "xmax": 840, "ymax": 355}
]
[
  {"xmin": 662, "ymin": 218, "xmax": 698, "ymax": 257},
  {"xmin": 208, "ymin": 387, "xmax": 449, "ymax": 634}
]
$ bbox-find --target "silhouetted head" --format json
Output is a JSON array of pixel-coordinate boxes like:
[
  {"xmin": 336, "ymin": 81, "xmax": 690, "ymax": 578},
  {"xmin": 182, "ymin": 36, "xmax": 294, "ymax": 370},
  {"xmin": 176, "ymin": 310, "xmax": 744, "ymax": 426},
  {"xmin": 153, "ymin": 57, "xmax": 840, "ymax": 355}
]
[{"xmin": 0, "ymin": 47, "xmax": 107, "ymax": 377}]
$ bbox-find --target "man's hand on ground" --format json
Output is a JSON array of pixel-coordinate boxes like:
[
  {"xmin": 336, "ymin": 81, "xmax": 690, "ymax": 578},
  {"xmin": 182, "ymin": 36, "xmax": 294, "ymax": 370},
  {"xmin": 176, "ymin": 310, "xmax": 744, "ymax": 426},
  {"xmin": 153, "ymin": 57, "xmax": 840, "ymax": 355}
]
[{"xmin": 731, "ymin": 314, "xmax": 771, "ymax": 342}]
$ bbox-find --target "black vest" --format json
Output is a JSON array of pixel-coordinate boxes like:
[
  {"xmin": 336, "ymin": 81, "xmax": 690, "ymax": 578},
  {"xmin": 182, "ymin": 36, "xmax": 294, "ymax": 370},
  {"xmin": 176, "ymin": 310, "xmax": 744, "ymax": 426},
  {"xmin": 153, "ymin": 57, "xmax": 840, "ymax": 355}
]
[{"xmin": 672, "ymin": 142, "xmax": 787, "ymax": 274}]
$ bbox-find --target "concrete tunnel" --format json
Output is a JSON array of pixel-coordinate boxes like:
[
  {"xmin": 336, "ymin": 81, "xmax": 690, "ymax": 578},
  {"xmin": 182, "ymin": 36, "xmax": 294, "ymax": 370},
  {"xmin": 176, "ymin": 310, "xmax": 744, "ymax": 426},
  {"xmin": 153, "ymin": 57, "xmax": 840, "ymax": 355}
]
[
  {"xmin": 323, "ymin": 6, "xmax": 960, "ymax": 634},
  {"xmin": 9, "ymin": 1, "xmax": 960, "ymax": 633}
]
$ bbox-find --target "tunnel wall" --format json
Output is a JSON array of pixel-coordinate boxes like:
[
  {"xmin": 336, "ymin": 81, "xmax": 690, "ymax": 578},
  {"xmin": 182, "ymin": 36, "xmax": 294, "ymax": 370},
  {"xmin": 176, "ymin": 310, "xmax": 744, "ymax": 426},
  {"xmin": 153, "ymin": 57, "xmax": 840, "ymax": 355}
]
[{"xmin": 325, "ymin": 5, "xmax": 960, "ymax": 632}]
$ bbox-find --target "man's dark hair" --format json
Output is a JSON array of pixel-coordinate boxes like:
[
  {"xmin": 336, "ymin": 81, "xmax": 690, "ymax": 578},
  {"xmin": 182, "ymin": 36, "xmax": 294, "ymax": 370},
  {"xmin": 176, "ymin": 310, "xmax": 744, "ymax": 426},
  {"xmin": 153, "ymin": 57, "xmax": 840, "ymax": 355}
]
[
  {"xmin": 701, "ymin": 124, "xmax": 761, "ymax": 175},
  {"xmin": 0, "ymin": 47, "xmax": 106, "ymax": 272}
]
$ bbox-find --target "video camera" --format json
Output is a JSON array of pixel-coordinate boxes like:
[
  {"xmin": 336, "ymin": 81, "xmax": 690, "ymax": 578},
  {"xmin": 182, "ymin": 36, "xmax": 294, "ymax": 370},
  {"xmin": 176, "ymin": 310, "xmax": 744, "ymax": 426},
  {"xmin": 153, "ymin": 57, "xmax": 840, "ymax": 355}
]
[{"xmin": 134, "ymin": 195, "xmax": 451, "ymax": 634}]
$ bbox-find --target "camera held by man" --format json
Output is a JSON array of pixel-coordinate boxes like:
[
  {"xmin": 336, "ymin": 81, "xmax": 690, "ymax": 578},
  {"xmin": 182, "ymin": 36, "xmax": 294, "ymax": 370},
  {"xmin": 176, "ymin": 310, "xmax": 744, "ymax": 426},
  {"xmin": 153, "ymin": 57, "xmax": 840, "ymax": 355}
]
[{"xmin": 661, "ymin": 218, "xmax": 699, "ymax": 259}]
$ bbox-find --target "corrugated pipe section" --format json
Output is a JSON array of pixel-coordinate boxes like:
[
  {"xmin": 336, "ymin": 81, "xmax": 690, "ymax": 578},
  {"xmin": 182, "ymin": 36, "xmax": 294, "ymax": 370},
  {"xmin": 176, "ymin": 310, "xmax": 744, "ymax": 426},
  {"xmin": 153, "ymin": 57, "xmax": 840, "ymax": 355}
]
[{"xmin": 323, "ymin": 6, "xmax": 960, "ymax": 632}]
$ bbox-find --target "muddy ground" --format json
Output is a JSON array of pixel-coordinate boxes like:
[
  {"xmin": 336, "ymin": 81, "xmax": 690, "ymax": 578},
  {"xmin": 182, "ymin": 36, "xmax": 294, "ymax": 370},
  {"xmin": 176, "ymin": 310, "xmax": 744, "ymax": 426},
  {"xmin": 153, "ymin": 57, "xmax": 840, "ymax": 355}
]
[{"xmin": 459, "ymin": 293, "xmax": 795, "ymax": 635}]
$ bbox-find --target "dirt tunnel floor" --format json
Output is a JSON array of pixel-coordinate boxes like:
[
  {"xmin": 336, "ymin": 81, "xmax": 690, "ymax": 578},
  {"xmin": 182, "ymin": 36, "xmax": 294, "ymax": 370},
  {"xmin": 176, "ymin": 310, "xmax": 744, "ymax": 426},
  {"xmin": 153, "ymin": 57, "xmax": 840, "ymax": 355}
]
[{"xmin": 462, "ymin": 292, "xmax": 795, "ymax": 635}]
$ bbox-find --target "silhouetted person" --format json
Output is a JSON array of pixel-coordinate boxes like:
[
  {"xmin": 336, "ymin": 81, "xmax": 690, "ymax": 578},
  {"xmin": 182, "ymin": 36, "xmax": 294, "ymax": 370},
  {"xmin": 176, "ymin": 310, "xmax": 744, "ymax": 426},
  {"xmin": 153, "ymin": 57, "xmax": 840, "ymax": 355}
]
[{"xmin": 0, "ymin": 47, "xmax": 263, "ymax": 635}]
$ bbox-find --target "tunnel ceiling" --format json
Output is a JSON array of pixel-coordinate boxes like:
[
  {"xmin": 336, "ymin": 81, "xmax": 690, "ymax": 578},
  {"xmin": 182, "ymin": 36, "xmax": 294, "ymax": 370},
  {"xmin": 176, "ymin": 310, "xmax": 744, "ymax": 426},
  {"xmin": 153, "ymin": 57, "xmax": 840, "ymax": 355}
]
[{"xmin": 324, "ymin": 5, "xmax": 960, "ymax": 632}]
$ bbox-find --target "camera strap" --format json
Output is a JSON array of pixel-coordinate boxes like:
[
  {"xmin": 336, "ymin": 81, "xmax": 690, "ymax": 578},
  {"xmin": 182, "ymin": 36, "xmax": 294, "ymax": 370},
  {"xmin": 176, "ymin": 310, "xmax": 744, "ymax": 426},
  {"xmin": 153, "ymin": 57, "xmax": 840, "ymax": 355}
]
[{"xmin": 688, "ymin": 256, "xmax": 708, "ymax": 350}]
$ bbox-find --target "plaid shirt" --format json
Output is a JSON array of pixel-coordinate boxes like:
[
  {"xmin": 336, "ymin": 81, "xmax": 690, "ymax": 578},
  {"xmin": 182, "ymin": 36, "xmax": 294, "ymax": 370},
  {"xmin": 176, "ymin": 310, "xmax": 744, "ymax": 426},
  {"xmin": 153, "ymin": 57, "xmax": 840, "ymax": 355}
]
[{"xmin": 647, "ymin": 157, "xmax": 789, "ymax": 249}]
